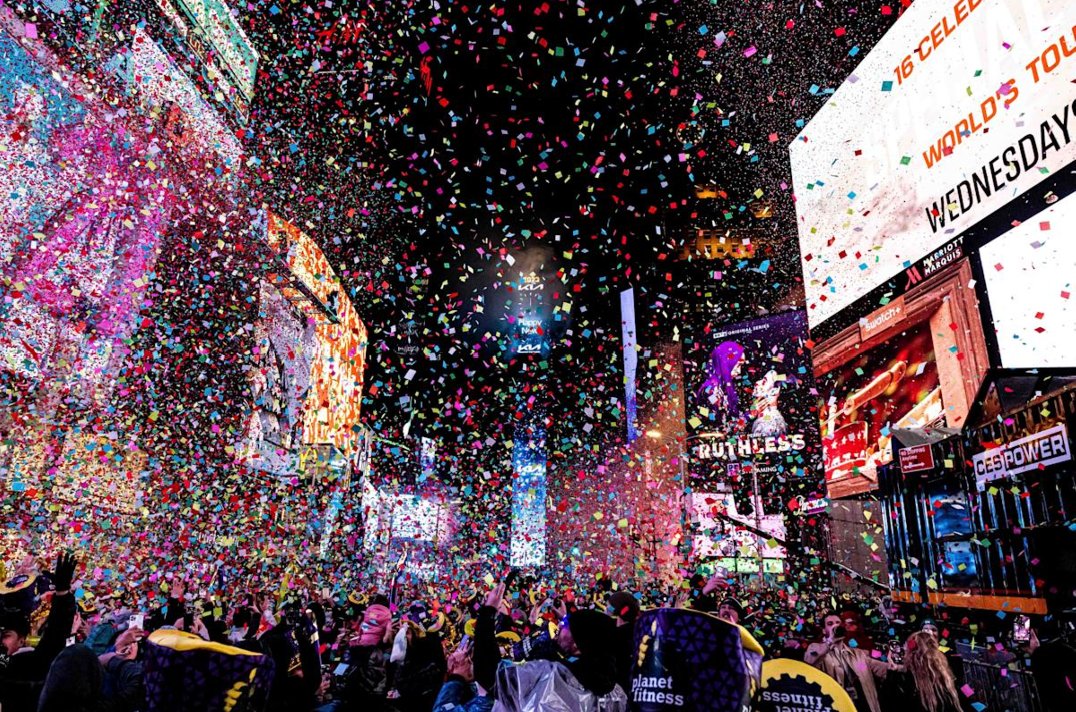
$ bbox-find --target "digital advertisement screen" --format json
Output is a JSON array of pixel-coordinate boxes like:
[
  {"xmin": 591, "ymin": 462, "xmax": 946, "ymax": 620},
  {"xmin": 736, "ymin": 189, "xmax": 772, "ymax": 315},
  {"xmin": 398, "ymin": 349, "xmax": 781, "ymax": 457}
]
[
  {"xmin": 266, "ymin": 213, "xmax": 368, "ymax": 452},
  {"xmin": 509, "ymin": 272, "xmax": 552, "ymax": 357},
  {"xmin": 511, "ymin": 426, "xmax": 548, "ymax": 568},
  {"xmin": 390, "ymin": 494, "xmax": 449, "ymax": 542},
  {"xmin": 684, "ymin": 312, "xmax": 821, "ymax": 497},
  {"xmin": 621, "ymin": 287, "xmax": 640, "ymax": 443},
  {"xmin": 791, "ymin": 0, "xmax": 1076, "ymax": 327},
  {"xmin": 819, "ymin": 319, "xmax": 943, "ymax": 498},
  {"xmin": 240, "ymin": 281, "xmax": 317, "ymax": 476},
  {"xmin": 690, "ymin": 492, "xmax": 787, "ymax": 564},
  {"xmin": 981, "ymin": 192, "xmax": 1076, "ymax": 368}
]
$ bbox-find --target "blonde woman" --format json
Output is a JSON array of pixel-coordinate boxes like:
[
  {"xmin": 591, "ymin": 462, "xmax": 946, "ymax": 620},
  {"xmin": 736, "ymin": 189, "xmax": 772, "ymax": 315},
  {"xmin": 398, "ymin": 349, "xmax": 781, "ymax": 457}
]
[{"xmin": 891, "ymin": 631, "xmax": 969, "ymax": 712}]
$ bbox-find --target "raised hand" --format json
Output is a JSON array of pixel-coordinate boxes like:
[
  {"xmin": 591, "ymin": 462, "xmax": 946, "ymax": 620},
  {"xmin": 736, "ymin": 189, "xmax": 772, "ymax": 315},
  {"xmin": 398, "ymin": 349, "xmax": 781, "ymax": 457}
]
[
  {"xmin": 53, "ymin": 552, "xmax": 78, "ymax": 595},
  {"xmin": 484, "ymin": 582, "xmax": 506, "ymax": 611},
  {"xmin": 446, "ymin": 645, "xmax": 475, "ymax": 682}
]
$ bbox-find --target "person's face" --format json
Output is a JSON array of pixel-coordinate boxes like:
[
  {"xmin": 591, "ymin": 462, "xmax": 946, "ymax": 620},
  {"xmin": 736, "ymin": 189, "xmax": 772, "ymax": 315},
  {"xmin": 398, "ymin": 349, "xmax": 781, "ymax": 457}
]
[
  {"xmin": 824, "ymin": 615, "xmax": 842, "ymax": 639},
  {"xmin": 718, "ymin": 604, "xmax": 740, "ymax": 625},
  {"xmin": 2, "ymin": 629, "xmax": 24, "ymax": 655},
  {"xmin": 556, "ymin": 621, "xmax": 580, "ymax": 656},
  {"xmin": 922, "ymin": 623, "xmax": 939, "ymax": 640}
]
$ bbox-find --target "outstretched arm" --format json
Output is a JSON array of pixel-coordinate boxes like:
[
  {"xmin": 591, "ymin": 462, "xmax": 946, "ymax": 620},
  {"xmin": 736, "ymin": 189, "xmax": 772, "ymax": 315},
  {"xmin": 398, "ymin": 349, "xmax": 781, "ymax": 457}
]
[{"xmin": 472, "ymin": 582, "xmax": 505, "ymax": 694}]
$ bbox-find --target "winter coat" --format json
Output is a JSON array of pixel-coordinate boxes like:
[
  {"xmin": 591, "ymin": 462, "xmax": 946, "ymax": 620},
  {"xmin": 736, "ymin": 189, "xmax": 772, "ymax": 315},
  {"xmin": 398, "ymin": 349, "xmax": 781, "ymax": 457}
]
[
  {"xmin": 36, "ymin": 644, "xmax": 106, "ymax": 712},
  {"xmin": 0, "ymin": 591, "xmax": 77, "ymax": 711},
  {"xmin": 432, "ymin": 677, "xmax": 494, "ymax": 712}
]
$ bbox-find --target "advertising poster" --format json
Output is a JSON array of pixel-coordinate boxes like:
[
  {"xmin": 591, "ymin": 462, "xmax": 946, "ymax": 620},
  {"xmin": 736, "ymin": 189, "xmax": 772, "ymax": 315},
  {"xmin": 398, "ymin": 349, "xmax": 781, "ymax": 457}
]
[
  {"xmin": 684, "ymin": 312, "xmax": 821, "ymax": 497},
  {"xmin": 819, "ymin": 320, "xmax": 943, "ymax": 499},
  {"xmin": 791, "ymin": 0, "xmax": 1076, "ymax": 328},
  {"xmin": 511, "ymin": 424, "xmax": 548, "ymax": 568},
  {"xmin": 690, "ymin": 492, "xmax": 786, "ymax": 573},
  {"xmin": 981, "ymin": 191, "xmax": 1076, "ymax": 368}
]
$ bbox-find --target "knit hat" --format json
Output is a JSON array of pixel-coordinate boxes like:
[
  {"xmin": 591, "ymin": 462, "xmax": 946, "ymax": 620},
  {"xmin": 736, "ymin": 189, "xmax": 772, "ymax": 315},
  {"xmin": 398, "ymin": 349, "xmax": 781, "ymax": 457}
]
[
  {"xmin": 359, "ymin": 603, "xmax": 391, "ymax": 646},
  {"xmin": 719, "ymin": 598, "xmax": 746, "ymax": 621},
  {"xmin": 609, "ymin": 591, "xmax": 640, "ymax": 622},
  {"xmin": 567, "ymin": 609, "xmax": 615, "ymax": 657}
]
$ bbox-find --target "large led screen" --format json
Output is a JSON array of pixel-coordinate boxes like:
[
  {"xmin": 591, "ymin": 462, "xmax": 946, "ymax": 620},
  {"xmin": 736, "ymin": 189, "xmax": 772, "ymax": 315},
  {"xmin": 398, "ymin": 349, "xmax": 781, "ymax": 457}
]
[
  {"xmin": 791, "ymin": 0, "xmax": 1076, "ymax": 327},
  {"xmin": 981, "ymin": 192, "xmax": 1076, "ymax": 368},
  {"xmin": 684, "ymin": 312, "xmax": 822, "ymax": 496},
  {"xmin": 511, "ymin": 427, "xmax": 547, "ymax": 568},
  {"xmin": 819, "ymin": 319, "xmax": 944, "ymax": 498}
]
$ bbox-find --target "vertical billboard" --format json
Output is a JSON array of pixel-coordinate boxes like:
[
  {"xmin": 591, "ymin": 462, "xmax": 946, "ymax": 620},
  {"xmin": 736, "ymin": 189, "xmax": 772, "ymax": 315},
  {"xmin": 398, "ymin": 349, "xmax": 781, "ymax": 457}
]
[
  {"xmin": 684, "ymin": 312, "xmax": 821, "ymax": 505},
  {"xmin": 0, "ymin": 28, "xmax": 175, "ymax": 510},
  {"xmin": 240, "ymin": 281, "xmax": 317, "ymax": 476},
  {"xmin": 791, "ymin": 0, "xmax": 1076, "ymax": 328},
  {"xmin": 621, "ymin": 288, "xmax": 640, "ymax": 443},
  {"xmin": 509, "ymin": 272, "xmax": 551, "ymax": 356},
  {"xmin": 980, "ymin": 191, "xmax": 1076, "ymax": 368},
  {"xmin": 265, "ymin": 213, "xmax": 368, "ymax": 454},
  {"xmin": 511, "ymin": 425, "xmax": 547, "ymax": 568}
]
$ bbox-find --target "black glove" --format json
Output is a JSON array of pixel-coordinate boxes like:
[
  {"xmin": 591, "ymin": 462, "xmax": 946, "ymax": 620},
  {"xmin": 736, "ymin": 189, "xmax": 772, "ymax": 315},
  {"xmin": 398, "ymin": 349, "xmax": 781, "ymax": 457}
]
[{"xmin": 53, "ymin": 552, "xmax": 78, "ymax": 593}]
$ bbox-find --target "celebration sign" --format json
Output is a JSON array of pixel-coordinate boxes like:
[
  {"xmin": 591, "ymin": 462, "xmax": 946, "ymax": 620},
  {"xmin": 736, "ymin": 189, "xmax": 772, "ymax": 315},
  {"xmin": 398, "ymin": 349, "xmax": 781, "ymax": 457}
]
[{"xmin": 792, "ymin": 0, "xmax": 1076, "ymax": 327}]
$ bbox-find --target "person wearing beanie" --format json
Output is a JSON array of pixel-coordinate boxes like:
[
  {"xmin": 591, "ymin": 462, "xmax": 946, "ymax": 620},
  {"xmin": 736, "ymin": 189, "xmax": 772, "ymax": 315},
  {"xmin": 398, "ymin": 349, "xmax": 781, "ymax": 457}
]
[
  {"xmin": 36, "ymin": 644, "xmax": 104, "ymax": 712},
  {"xmin": 608, "ymin": 591, "xmax": 640, "ymax": 693},
  {"xmin": 717, "ymin": 598, "xmax": 746, "ymax": 626}
]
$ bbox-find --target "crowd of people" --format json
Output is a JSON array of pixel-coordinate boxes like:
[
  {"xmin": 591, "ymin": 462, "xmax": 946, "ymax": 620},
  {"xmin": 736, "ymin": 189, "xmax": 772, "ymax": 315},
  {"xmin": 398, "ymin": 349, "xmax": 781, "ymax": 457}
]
[{"xmin": 0, "ymin": 552, "xmax": 1073, "ymax": 712}]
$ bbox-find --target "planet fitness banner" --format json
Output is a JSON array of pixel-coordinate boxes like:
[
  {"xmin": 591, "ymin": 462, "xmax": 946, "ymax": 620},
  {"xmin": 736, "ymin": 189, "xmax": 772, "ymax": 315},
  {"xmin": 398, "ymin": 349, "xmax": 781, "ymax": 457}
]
[
  {"xmin": 754, "ymin": 659, "xmax": 855, "ymax": 712},
  {"xmin": 630, "ymin": 608, "xmax": 763, "ymax": 711}
]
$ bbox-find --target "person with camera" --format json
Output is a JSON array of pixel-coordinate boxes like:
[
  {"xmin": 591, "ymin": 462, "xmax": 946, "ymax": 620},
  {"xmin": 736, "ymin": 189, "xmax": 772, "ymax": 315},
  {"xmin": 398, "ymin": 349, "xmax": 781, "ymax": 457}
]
[{"xmin": 806, "ymin": 611, "xmax": 889, "ymax": 712}]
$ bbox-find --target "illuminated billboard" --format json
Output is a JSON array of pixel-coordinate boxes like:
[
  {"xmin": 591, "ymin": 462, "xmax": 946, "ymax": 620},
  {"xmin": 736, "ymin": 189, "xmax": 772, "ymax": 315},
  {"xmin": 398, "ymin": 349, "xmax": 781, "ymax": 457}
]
[
  {"xmin": 690, "ymin": 492, "xmax": 786, "ymax": 573},
  {"xmin": 981, "ymin": 192, "xmax": 1076, "ymax": 368},
  {"xmin": 814, "ymin": 258, "xmax": 989, "ymax": 498},
  {"xmin": 266, "ymin": 213, "xmax": 367, "ymax": 453},
  {"xmin": 791, "ymin": 0, "xmax": 1076, "ymax": 327},
  {"xmin": 684, "ymin": 312, "xmax": 822, "ymax": 501},
  {"xmin": 621, "ymin": 288, "xmax": 640, "ymax": 443},
  {"xmin": 509, "ymin": 273, "xmax": 551, "ymax": 356},
  {"xmin": 511, "ymin": 426, "xmax": 547, "ymax": 568},
  {"xmin": 819, "ymin": 319, "xmax": 943, "ymax": 497},
  {"xmin": 173, "ymin": 0, "xmax": 259, "ymax": 108},
  {"xmin": 240, "ymin": 281, "xmax": 317, "ymax": 476}
]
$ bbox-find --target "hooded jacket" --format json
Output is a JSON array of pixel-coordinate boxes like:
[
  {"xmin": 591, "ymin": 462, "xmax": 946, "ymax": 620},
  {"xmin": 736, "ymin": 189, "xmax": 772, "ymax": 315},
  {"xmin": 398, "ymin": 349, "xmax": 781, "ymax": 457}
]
[{"xmin": 37, "ymin": 644, "xmax": 104, "ymax": 712}]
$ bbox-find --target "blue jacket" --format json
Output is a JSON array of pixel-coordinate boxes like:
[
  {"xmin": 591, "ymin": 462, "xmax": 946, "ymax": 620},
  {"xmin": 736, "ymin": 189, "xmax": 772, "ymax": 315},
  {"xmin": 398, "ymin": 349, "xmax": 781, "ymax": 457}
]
[{"xmin": 432, "ymin": 677, "xmax": 494, "ymax": 712}]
